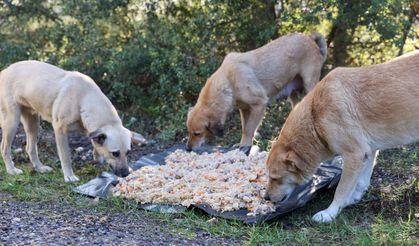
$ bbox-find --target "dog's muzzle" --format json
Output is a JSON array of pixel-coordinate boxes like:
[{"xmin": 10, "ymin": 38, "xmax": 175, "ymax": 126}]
[{"xmin": 112, "ymin": 166, "xmax": 130, "ymax": 177}]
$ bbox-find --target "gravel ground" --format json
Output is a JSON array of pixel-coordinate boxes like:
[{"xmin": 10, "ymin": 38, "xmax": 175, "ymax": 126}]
[{"xmin": 0, "ymin": 196, "xmax": 240, "ymax": 245}]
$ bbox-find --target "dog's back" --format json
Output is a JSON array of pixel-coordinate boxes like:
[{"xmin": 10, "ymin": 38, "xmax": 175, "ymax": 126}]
[
  {"xmin": 0, "ymin": 60, "xmax": 104, "ymax": 123},
  {"xmin": 220, "ymin": 33, "xmax": 327, "ymax": 97},
  {"xmin": 0, "ymin": 61, "xmax": 65, "ymax": 116},
  {"xmin": 0, "ymin": 60, "xmax": 99, "ymax": 101},
  {"xmin": 312, "ymin": 50, "xmax": 419, "ymax": 150}
]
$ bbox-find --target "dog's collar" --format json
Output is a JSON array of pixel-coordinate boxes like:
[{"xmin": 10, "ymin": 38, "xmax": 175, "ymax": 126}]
[{"xmin": 310, "ymin": 97, "xmax": 329, "ymax": 150}]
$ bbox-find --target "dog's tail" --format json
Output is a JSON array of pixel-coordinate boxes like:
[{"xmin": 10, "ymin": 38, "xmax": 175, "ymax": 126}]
[{"xmin": 310, "ymin": 32, "xmax": 327, "ymax": 63}]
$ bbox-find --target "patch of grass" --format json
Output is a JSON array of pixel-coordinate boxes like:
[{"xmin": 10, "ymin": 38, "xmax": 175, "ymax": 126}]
[
  {"xmin": 355, "ymin": 215, "xmax": 418, "ymax": 245},
  {"xmin": 0, "ymin": 143, "xmax": 418, "ymax": 245},
  {"xmin": 1, "ymin": 164, "xmax": 71, "ymax": 202},
  {"xmin": 177, "ymin": 210, "xmax": 247, "ymax": 238},
  {"xmin": 377, "ymin": 142, "xmax": 419, "ymax": 172},
  {"xmin": 0, "ymin": 157, "xmax": 107, "ymax": 203},
  {"xmin": 169, "ymin": 224, "xmax": 198, "ymax": 239}
]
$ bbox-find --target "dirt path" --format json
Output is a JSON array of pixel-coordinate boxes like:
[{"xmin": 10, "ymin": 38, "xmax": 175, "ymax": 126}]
[{"xmin": 0, "ymin": 195, "xmax": 241, "ymax": 245}]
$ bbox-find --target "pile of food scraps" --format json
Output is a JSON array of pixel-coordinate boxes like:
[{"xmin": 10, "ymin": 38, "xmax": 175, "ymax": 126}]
[{"xmin": 113, "ymin": 149, "xmax": 275, "ymax": 216}]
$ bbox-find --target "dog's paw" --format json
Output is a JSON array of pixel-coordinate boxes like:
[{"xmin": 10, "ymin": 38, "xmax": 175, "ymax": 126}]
[
  {"xmin": 312, "ymin": 210, "xmax": 336, "ymax": 223},
  {"xmin": 230, "ymin": 143, "xmax": 241, "ymax": 149},
  {"xmin": 64, "ymin": 174, "xmax": 80, "ymax": 182},
  {"xmin": 239, "ymin": 146, "xmax": 252, "ymax": 156},
  {"xmin": 35, "ymin": 165, "xmax": 53, "ymax": 173},
  {"xmin": 7, "ymin": 167, "xmax": 23, "ymax": 176}
]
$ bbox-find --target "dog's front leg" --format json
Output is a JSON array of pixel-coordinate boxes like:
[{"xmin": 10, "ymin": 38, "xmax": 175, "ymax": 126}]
[
  {"xmin": 312, "ymin": 150, "xmax": 368, "ymax": 222},
  {"xmin": 239, "ymin": 104, "xmax": 266, "ymax": 154},
  {"xmin": 53, "ymin": 126, "xmax": 79, "ymax": 182},
  {"xmin": 350, "ymin": 150, "xmax": 379, "ymax": 203},
  {"xmin": 239, "ymin": 108, "xmax": 252, "ymax": 148},
  {"xmin": 288, "ymin": 91, "xmax": 300, "ymax": 108}
]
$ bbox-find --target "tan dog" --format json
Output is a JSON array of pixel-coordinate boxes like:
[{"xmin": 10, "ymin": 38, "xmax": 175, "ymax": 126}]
[
  {"xmin": 0, "ymin": 61, "xmax": 132, "ymax": 182},
  {"xmin": 186, "ymin": 32, "xmax": 327, "ymax": 153},
  {"xmin": 265, "ymin": 51, "xmax": 419, "ymax": 222}
]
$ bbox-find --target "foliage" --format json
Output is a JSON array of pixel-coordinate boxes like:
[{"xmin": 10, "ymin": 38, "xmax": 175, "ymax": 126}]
[{"xmin": 0, "ymin": 0, "xmax": 417, "ymax": 144}]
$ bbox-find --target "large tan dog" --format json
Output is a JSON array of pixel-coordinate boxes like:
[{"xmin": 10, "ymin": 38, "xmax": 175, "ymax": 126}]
[
  {"xmin": 187, "ymin": 32, "xmax": 327, "ymax": 153},
  {"xmin": 0, "ymin": 61, "xmax": 132, "ymax": 182},
  {"xmin": 265, "ymin": 51, "xmax": 419, "ymax": 222}
]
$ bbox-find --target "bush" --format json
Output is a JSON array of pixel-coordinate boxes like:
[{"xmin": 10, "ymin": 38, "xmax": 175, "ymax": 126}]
[{"xmin": 0, "ymin": 0, "xmax": 416, "ymax": 147}]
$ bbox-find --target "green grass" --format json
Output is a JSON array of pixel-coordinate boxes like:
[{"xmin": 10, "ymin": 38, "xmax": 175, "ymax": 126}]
[{"xmin": 0, "ymin": 144, "xmax": 418, "ymax": 245}]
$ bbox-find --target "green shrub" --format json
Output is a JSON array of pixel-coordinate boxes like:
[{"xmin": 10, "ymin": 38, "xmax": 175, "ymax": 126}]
[{"xmin": 0, "ymin": 0, "xmax": 416, "ymax": 147}]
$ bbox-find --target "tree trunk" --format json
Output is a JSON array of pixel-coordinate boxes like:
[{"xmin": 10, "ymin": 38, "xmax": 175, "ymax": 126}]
[
  {"xmin": 398, "ymin": 4, "xmax": 417, "ymax": 56},
  {"xmin": 327, "ymin": 1, "xmax": 360, "ymax": 67},
  {"xmin": 243, "ymin": 0, "xmax": 278, "ymax": 49},
  {"xmin": 329, "ymin": 25, "xmax": 352, "ymax": 67}
]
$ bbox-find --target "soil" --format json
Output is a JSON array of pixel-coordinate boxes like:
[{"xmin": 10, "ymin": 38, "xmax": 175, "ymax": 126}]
[{"xmin": 0, "ymin": 198, "xmax": 241, "ymax": 245}]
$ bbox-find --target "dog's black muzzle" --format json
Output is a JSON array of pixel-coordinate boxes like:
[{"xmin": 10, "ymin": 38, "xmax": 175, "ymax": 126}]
[
  {"xmin": 112, "ymin": 166, "xmax": 130, "ymax": 178},
  {"xmin": 186, "ymin": 145, "xmax": 193, "ymax": 152}
]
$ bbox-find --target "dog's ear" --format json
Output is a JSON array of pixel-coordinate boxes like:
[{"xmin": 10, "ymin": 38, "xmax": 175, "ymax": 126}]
[
  {"xmin": 207, "ymin": 121, "xmax": 224, "ymax": 137},
  {"xmin": 89, "ymin": 130, "xmax": 107, "ymax": 145}
]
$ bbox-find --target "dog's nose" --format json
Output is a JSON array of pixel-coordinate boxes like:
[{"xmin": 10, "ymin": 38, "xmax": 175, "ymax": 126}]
[
  {"xmin": 121, "ymin": 168, "xmax": 130, "ymax": 177},
  {"xmin": 186, "ymin": 145, "xmax": 192, "ymax": 152},
  {"xmin": 264, "ymin": 193, "xmax": 270, "ymax": 201},
  {"xmin": 114, "ymin": 168, "xmax": 130, "ymax": 178}
]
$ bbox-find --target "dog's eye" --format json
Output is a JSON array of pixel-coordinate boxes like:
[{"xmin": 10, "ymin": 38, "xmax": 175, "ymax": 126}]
[
  {"xmin": 111, "ymin": 151, "xmax": 120, "ymax": 158},
  {"xmin": 270, "ymin": 177, "xmax": 282, "ymax": 183},
  {"xmin": 193, "ymin": 132, "xmax": 201, "ymax": 136}
]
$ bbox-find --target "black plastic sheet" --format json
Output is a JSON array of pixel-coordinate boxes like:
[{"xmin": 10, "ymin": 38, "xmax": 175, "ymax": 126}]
[
  {"xmin": 191, "ymin": 158, "xmax": 342, "ymax": 223},
  {"xmin": 74, "ymin": 145, "xmax": 342, "ymax": 223},
  {"xmin": 73, "ymin": 172, "xmax": 119, "ymax": 198}
]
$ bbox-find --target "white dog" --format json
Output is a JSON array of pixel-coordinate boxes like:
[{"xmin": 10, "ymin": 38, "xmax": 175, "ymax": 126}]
[{"xmin": 0, "ymin": 61, "xmax": 132, "ymax": 182}]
